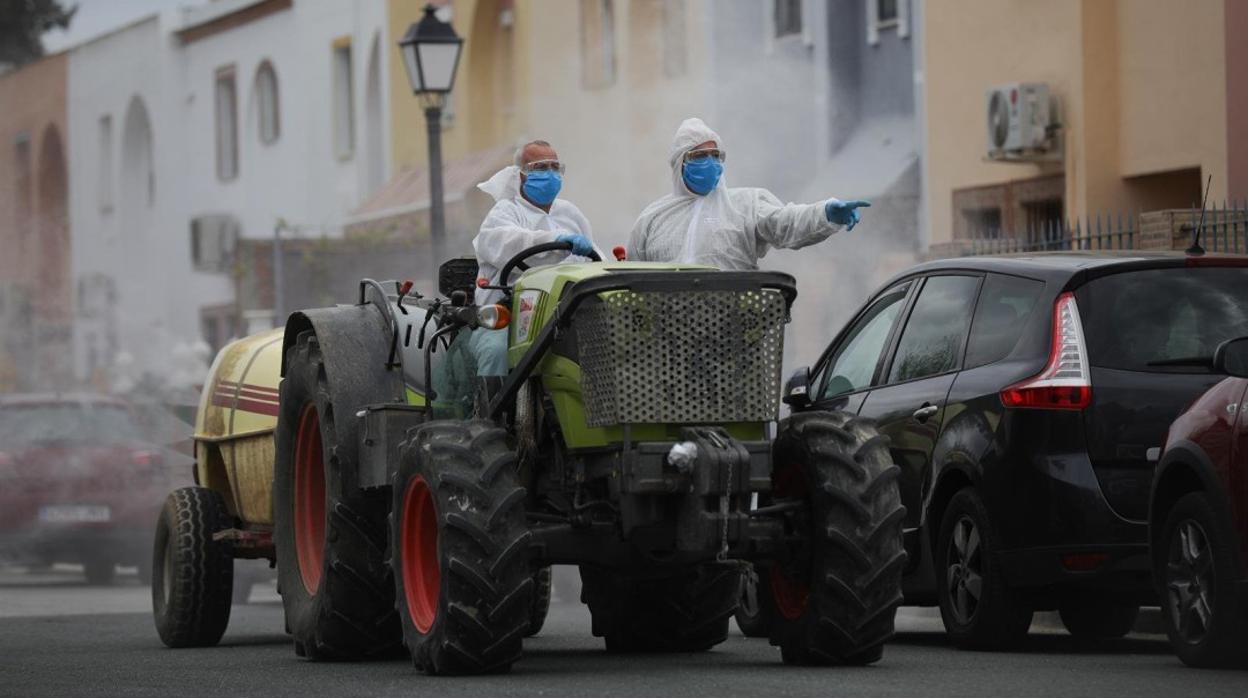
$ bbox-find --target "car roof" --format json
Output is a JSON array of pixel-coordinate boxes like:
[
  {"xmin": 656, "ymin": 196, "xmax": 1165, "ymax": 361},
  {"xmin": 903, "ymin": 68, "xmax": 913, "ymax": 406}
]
[
  {"xmin": 889, "ymin": 251, "xmax": 1248, "ymax": 284},
  {"xmin": 0, "ymin": 393, "xmax": 130, "ymax": 408}
]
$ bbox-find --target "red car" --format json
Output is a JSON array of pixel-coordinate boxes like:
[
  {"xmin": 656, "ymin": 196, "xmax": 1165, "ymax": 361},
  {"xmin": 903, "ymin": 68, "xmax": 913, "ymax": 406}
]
[
  {"xmin": 0, "ymin": 394, "xmax": 171, "ymax": 584},
  {"xmin": 1150, "ymin": 336, "xmax": 1248, "ymax": 667}
]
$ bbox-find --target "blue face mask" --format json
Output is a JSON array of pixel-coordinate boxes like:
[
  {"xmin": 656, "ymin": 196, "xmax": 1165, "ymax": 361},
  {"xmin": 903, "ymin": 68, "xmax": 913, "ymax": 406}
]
[
  {"xmin": 522, "ymin": 171, "xmax": 562, "ymax": 207},
  {"xmin": 682, "ymin": 158, "xmax": 723, "ymax": 195}
]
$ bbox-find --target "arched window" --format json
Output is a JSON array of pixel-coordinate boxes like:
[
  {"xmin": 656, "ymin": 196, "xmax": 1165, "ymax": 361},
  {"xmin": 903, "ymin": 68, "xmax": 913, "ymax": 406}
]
[{"xmin": 255, "ymin": 61, "xmax": 280, "ymax": 144}]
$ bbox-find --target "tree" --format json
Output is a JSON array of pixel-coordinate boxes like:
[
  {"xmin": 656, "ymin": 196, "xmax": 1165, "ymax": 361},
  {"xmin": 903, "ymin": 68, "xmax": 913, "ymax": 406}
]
[{"xmin": 0, "ymin": 0, "xmax": 76, "ymax": 69}]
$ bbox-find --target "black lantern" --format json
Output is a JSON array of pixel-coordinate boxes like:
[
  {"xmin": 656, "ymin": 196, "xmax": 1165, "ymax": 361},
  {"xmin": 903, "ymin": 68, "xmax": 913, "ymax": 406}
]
[
  {"xmin": 398, "ymin": 4, "xmax": 464, "ymax": 280},
  {"xmin": 399, "ymin": 4, "xmax": 464, "ymax": 106}
]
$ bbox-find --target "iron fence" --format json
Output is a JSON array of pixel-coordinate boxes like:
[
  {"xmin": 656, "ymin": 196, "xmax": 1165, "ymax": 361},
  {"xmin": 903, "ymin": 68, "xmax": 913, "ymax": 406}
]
[{"xmin": 954, "ymin": 201, "xmax": 1248, "ymax": 257}]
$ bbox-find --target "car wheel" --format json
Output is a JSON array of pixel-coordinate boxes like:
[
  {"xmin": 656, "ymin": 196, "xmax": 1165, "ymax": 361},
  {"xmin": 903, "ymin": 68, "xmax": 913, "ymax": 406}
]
[
  {"xmin": 1157, "ymin": 492, "xmax": 1248, "ymax": 668},
  {"xmin": 935, "ymin": 488, "xmax": 1033, "ymax": 650},
  {"xmin": 1058, "ymin": 596, "xmax": 1139, "ymax": 640}
]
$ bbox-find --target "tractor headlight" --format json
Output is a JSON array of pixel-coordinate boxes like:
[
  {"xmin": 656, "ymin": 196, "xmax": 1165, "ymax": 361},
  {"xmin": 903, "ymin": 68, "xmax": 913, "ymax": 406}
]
[{"xmin": 476, "ymin": 304, "xmax": 511, "ymax": 330}]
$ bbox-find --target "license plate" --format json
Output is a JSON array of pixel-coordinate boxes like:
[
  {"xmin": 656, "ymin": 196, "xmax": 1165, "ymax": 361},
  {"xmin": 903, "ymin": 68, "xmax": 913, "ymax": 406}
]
[{"xmin": 38, "ymin": 505, "xmax": 111, "ymax": 523}]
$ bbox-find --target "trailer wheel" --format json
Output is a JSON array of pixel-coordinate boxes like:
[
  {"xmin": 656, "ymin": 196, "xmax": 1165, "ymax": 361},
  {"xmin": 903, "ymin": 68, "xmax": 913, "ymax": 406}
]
[
  {"xmin": 526, "ymin": 566, "xmax": 553, "ymax": 637},
  {"xmin": 580, "ymin": 565, "xmax": 740, "ymax": 652},
  {"xmin": 151, "ymin": 487, "xmax": 234, "ymax": 648},
  {"xmin": 768, "ymin": 411, "xmax": 907, "ymax": 665},
  {"xmin": 274, "ymin": 330, "xmax": 399, "ymax": 660},
  {"xmin": 391, "ymin": 421, "xmax": 534, "ymax": 675}
]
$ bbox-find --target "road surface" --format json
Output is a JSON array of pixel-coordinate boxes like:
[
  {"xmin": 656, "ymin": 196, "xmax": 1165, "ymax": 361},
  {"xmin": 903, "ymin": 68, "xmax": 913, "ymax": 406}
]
[{"xmin": 1, "ymin": 564, "xmax": 1243, "ymax": 697}]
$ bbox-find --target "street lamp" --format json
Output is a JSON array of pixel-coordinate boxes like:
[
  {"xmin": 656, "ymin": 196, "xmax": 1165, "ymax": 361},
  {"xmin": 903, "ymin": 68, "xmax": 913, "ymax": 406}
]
[{"xmin": 399, "ymin": 4, "xmax": 464, "ymax": 279}]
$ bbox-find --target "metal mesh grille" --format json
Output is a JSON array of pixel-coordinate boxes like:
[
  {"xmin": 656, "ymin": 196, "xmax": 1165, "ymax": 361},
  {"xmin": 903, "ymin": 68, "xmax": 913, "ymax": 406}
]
[{"xmin": 578, "ymin": 288, "xmax": 786, "ymax": 426}]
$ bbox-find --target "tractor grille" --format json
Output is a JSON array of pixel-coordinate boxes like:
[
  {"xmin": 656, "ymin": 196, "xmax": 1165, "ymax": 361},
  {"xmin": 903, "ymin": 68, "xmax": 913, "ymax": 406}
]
[{"xmin": 578, "ymin": 288, "xmax": 787, "ymax": 426}]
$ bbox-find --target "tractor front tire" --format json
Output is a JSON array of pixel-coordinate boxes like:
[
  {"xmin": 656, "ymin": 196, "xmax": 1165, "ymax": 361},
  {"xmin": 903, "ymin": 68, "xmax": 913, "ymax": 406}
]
[
  {"xmin": 274, "ymin": 330, "xmax": 399, "ymax": 661},
  {"xmin": 151, "ymin": 487, "xmax": 234, "ymax": 648},
  {"xmin": 391, "ymin": 421, "xmax": 534, "ymax": 675},
  {"xmin": 580, "ymin": 565, "xmax": 741, "ymax": 653},
  {"xmin": 768, "ymin": 411, "xmax": 907, "ymax": 665}
]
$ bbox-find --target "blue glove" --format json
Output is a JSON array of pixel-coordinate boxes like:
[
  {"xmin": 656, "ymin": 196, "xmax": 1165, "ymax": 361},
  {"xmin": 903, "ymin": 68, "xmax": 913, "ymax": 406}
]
[
  {"xmin": 825, "ymin": 199, "xmax": 871, "ymax": 231},
  {"xmin": 556, "ymin": 233, "xmax": 595, "ymax": 256}
]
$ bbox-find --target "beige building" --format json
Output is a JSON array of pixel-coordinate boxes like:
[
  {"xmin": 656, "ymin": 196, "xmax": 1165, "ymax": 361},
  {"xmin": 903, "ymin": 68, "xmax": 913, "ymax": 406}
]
[
  {"xmin": 357, "ymin": 0, "xmax": 709, "ymax": 253},
  {"xmin": 923, "ymin": 0, "xmax": 1245, "ymax": 247}
]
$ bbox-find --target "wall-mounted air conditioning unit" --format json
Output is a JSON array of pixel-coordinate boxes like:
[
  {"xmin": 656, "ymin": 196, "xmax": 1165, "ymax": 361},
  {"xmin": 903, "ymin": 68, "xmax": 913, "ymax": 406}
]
[
  {"xmin": 985, "ymin": 82, "xmax": 1060, "ymax": 161},
  {"xmin": 190, "ymin": 214, "xmax": 240, "ymax": 273}
]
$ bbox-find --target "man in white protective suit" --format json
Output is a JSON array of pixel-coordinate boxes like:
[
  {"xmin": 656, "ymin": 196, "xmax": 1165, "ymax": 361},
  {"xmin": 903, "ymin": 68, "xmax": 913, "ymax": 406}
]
[
  {"xmin": 628, "ymin": 118, "xmax": 869, "ymax": 270},
  {"xmin": 470, "ymin": 139, "xmax": 603, "ymax": 376}
]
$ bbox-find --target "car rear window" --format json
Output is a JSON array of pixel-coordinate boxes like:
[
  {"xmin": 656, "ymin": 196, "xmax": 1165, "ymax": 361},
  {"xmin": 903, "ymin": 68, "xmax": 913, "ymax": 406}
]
[
  {"xmin": 0, "ymin": 404, "xmax": 141, "ymax": 448},
  {"xmin": 965, "ymin": 273, "xmax": 1045, "ymax": 369},
  {"xmin": 1078, "ymin": 267, "xmax": 1248, "ymax": 372}
]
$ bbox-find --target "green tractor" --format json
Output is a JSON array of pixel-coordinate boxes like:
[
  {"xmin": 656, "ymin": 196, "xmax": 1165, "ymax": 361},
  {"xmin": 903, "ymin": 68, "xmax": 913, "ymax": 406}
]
[{"xmin": 265, "ymin": 241, "xmax": 904, "ymax": 674}]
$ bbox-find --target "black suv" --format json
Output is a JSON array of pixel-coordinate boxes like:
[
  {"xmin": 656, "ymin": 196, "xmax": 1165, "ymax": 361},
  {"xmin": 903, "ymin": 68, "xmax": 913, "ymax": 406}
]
[{"xmin": 741, "ymin": 252, "xmax": 1248, "ymax": 649}]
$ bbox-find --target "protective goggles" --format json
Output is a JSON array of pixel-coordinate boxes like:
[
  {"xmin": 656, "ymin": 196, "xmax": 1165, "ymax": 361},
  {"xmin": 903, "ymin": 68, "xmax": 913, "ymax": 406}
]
[
  {"xmin": 683, "ymin": 148, "xmax": 726, "ymax": 164},
  {"xmin": 521, "ymin": 159, "xmax": 566, "ymax": 174}
]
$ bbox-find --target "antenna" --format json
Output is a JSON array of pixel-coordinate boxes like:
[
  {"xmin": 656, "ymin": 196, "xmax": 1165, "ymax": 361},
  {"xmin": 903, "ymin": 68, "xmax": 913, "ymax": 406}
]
[{"xmin": 1186, "ymin": 174, "xmax": 1213, "ymax": 256}]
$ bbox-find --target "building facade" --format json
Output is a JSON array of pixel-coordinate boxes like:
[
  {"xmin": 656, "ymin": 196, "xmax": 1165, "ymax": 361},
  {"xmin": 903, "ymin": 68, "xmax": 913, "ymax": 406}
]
[
  {"xmin": 923, "ymin": 0, "xmax": 1243, "ymax": 248},
  {"xmin": 0, "ymin": 52, "xmax": 71, "ymax": 391},
  {"xmin": 65, "ymin": 0, "xmax": 390, "ymax": 393}
]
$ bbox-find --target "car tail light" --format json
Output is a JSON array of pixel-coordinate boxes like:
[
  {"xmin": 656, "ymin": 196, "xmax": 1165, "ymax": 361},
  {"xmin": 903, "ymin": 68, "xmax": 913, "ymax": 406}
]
[
  {"xmin": 0, "ymin": 452, "xmax": 15, "ymax": 479},
  {"xmin": 1000, "ymin": 292, "xmax": 1092, "ymax": 410},
  {"xmin": 132, "ymin": 450, "xmax": 157, "ymax": 467}
]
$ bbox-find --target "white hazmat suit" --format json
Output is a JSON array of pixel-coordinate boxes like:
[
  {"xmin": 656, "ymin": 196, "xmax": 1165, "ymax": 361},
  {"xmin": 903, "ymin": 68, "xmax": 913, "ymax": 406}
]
[
  {"xmin": 472, "ymin": 166, "xmax": 602, "ymax": 306},
  {"xmin": 468, "ymin": 165, "xmax": 602, "ymax": 376},
  {"xmin": 628, "ymin": 118, "xmax": 846, "ymax": 270}
]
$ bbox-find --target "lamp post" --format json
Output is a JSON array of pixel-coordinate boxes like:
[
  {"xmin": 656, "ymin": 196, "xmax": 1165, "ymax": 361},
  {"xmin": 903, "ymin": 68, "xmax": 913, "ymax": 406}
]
[{"xmin": 399, "ymin": 4, "xmax": 464, "ymax": 281}]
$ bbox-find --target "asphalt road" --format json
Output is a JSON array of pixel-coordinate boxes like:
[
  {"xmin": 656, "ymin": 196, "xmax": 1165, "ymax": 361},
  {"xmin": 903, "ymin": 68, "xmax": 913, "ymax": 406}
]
[{"xmin": 1, "ymin": 565, "xmax": 1244, "ymax": 697}]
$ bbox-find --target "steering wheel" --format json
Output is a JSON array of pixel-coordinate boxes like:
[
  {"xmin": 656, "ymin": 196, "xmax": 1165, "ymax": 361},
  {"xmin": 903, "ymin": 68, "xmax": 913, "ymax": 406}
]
[{"xmin": 494, "ymin": 241, "xmax": 602, "ymax": 291}]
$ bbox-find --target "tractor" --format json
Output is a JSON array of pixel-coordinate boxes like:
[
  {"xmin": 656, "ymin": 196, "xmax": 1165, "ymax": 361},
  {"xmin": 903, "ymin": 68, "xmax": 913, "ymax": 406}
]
[{"xmin": 152, "ymin": 242, "xmax": 906, "ymax": 674}]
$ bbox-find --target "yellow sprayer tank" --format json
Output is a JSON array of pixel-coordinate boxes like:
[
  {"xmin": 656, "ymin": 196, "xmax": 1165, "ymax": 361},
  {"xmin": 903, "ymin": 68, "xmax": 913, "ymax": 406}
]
[{"xmin": 192, "ymin": 328, "xmax": 285, "ymax": 525}]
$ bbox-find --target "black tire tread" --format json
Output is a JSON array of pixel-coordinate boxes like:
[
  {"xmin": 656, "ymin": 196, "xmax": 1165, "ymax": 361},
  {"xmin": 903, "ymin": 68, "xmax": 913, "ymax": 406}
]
[
  {"xmin": 275, "ymin": 331, "xmax": 400, "ymax": 661},
  {"xmin": 152, "ymin": 486, "xmax": 234, "ymax": 648},
  {"xmin": 769, "ymin": 411, "xmax": 907, "ymax": 665},
  {"xmin": 392, "ymin": 421, "xmax": 534, "ymax": 675}
]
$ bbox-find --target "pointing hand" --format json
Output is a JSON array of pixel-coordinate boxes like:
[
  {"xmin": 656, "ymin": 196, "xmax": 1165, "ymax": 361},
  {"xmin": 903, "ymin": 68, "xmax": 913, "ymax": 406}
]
[{"xmin": 825, "ymin": 199, "xmax": 872, "ymax": 231}]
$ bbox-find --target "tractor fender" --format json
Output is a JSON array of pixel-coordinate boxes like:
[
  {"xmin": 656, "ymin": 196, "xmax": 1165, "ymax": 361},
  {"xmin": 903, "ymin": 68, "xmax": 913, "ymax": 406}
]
[{"xmin": 281, "ymin": 304, "xmax": 407, "ymax": 492}]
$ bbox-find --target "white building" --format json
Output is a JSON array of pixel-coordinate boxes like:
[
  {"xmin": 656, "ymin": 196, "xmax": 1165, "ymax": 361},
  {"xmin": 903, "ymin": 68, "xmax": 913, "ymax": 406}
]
[{"xmin": 67, "ymin": 0, "xmax": 390, "ymax": 390}]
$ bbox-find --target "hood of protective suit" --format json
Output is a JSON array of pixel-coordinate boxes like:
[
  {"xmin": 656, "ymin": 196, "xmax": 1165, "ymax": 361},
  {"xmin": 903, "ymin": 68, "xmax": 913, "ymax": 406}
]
[
  {"xmin": 477, "ymin": 165, "xmax": 522, "ymax": 202},
  {"xmin": 668, "ymin": 117, "xmax": 727, "ymax": 197}
]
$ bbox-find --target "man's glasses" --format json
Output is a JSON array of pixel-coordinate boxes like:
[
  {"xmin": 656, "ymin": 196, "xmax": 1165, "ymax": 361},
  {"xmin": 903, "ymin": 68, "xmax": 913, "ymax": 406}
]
[
  {"xmin": 684, "ymin": 148, "xmax": 726, "ymax": 164},
  {"xmin": 522, "ymin": 159, "xmax": 566, "ymax": 174}
]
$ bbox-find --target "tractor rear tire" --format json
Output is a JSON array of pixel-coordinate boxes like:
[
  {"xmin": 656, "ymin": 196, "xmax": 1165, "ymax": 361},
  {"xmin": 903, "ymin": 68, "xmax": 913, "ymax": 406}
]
[
  {"xmin": 768, "ymin": 411, "xmax": 907, "ymax": 665},
  {"xmin": 391, "ymin": 421, "xmax": 534, "ymax": 675},
  {"xmin": 526, "ymin": 566, "xmax": 553, "ymax": 637},
  {"xmin": 151, "ymin": 487, "xmax": 234, "ymax": 648},
  {"xmin": 580, "ymin": 565, "xmax": 741, "ymax": 653},
  {"xmin": 274, "ymin": 330, "xmax": 399, "ymax": 661}
]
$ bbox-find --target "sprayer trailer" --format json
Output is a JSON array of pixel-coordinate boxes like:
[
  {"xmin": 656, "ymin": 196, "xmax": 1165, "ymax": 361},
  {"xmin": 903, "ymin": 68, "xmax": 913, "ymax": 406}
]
[{"xmin": 152, "ymin": 242, "xmax": 906, "ymax": 674}]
